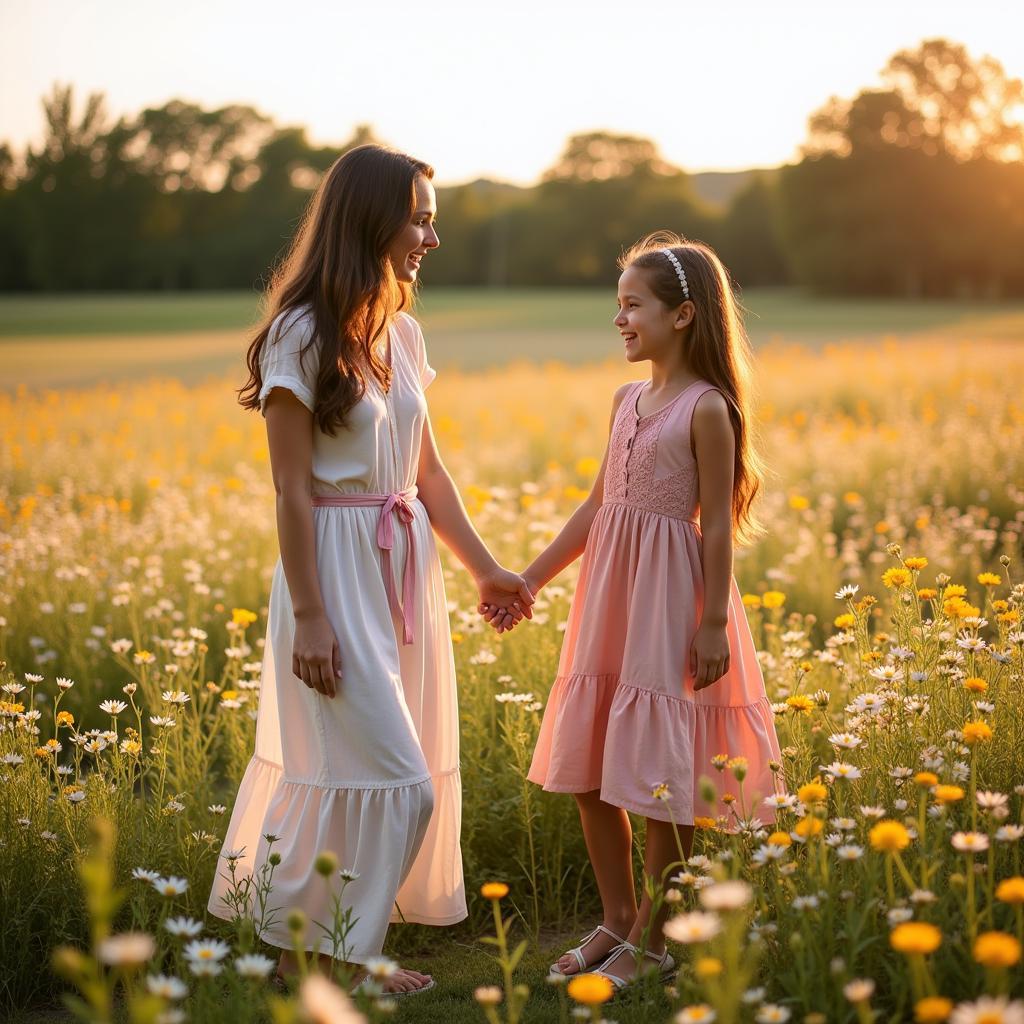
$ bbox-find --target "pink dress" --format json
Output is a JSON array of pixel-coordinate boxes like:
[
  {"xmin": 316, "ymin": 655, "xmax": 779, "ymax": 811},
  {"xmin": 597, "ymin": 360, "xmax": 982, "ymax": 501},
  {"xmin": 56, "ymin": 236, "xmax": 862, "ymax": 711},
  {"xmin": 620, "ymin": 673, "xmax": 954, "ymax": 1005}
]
[{"xmin": 527, "ymin": 380, "xmax": 783, "ymax": 825}]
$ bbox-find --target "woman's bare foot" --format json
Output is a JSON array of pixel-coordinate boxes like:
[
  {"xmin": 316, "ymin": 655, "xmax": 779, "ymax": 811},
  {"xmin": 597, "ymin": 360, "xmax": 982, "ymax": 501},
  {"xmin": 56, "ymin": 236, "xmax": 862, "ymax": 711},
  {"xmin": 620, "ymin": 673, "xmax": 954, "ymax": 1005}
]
[
  {"xmin": 369, "ymin": 967, "xmax": 432, "ymax": 994},
  {"xmin": 276, "ymin": 952, "xmax": 432, "ymax": 994}
]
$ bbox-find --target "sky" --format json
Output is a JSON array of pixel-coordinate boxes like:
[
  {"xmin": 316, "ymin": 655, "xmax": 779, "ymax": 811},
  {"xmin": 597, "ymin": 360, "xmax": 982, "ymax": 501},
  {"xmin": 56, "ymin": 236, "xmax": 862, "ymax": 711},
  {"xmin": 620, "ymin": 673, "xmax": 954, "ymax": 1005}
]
[{"xmin": 2, "ymin": 0, "xmax": 1023, "ymax": 186}]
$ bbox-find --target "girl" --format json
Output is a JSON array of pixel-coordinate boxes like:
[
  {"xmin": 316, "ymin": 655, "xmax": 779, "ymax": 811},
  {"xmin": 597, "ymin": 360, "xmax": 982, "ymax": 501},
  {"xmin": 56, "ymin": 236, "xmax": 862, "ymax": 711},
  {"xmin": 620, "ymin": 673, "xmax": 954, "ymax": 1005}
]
[
  {"xmin": 209, "ymin": 144, "xmax": 533, "ymax": 995},
  {"xmin": 494, "ymin": 231, "xmax": 783, "ymax": 990}
]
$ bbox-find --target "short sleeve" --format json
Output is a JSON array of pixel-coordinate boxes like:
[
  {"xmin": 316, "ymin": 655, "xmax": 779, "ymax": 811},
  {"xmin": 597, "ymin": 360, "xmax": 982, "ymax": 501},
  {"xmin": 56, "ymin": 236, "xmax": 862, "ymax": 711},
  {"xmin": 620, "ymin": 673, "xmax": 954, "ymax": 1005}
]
[
  {"xmin": 402, "ymin": 313, "xmax": 436, "ymax": 390},
  {"xmin": 258, "ymin": 308, "xmax": 317, "ymax": 416}
]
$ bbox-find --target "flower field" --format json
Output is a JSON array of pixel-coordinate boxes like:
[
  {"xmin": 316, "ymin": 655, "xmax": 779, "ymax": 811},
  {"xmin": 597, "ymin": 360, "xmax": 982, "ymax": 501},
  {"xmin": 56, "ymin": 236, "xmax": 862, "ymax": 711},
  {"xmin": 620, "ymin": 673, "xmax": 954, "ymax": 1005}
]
[{"xmin": 1, "ymin": 334, "xmax": 1023, "ymax": 1023}]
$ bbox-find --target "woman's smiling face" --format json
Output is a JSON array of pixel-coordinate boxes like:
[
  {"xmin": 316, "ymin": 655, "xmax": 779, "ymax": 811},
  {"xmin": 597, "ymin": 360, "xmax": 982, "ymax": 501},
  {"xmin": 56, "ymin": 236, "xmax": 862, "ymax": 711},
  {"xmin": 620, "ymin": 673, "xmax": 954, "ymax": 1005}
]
[
  {"xmin": 387, "ymin": 174, "xmax": 440, "ymax": 284},
  {"xmin": 613, "ymin": 264, "xmax": 690, "ymax": 363}
]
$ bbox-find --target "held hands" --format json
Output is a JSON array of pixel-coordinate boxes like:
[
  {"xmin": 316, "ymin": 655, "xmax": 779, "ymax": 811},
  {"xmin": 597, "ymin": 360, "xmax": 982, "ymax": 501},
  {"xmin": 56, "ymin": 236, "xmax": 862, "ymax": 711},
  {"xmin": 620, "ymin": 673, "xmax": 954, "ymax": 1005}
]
[
  {"xmin": 292, "ymin": 611, "xmax": 343, "ymax": 698},
  {"xmin": 477, "ymin": 567, "xmax": 536, "ymax": 635},
  {"xmin": 690, "ymin": 620, "xmax": 731, "ymax": 690}
]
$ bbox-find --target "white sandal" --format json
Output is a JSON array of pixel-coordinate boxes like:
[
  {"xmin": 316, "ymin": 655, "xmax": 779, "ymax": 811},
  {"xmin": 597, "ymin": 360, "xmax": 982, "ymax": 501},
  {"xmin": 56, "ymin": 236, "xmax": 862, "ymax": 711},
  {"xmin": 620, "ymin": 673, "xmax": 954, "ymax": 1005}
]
[
  {"xmin": 548, "ymin": 924, "xmax": 629, "ymax": 976},
  {"xmin": 594, "ymin": 940, "xmax": 676, "ymax": 993}
]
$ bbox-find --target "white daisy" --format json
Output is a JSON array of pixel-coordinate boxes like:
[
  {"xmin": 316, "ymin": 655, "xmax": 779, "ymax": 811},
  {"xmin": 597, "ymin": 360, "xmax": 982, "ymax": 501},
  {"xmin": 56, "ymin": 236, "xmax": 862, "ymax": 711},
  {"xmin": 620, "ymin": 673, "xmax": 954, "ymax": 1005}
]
[
  {"xmin": 836, "ymin": 845, "xmax": 864, "ymax": 861},
  {"xmin": 951, "ymin": 832, "xmax": 989, "ymax": 853},
  {"xmin": 663, "ymin": 911, "xmax": 721, "ymax": 944},
  {"xmin": 152, "ymin": 876, "xmax": 189, "ymax": 897},
  {"xmin": 755, "ymin": 1005, "xmax": 792, "ymax": 1023},
  {"xmin": 146, "ymin": 974, "xmax": 188, "ymax": 1000},
  {"xmin": 188, "ymin": 959, "xmax": 223, "ymax": 978},
  {"xmin": 828, "ymin": 733, "xmax": 862, "ymax": 750},
  {"xmin": 996, "ymin": 825, "xmax": 1024, "ymax": 842},
  {"xmin": 676, "ymin": 1007, "xmax": 717, "ymax": 1024},
  {"xmin": 234, "ymin": 953, "xmax": 276, "ymax": 978},
  {"xmin": 98, "ymin": 932, "xmax": 156, "ymax": 967},
  {"xmin": 949, "ymin": 996, "xmax": 1024, "ymax": 1024},
  {"xmin": 843, "ymin": 979, "xmax": 875, "ymax": 1003},
  {"xmin": 164, "ymin": 916, "xmax": 204, "ymax": 937},
  {"xmin": 700, "ymin": 880, "xmax": 752, "ymax": 911},
  {"xmin": 183, "ymin": 938, "xmax": 230, "ymax": 963}
]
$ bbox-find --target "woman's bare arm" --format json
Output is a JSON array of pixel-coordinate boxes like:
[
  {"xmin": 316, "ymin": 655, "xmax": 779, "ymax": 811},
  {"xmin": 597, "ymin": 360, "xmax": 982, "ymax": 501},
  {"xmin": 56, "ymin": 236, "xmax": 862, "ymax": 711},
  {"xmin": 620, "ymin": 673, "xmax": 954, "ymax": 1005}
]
[
  {"xmin": 265, "ymin": 389, "xmax": 341, "ymax": 698},
  {"xmin": 416, "ymin": 410, "xmax": 534, "ymax": 625}
]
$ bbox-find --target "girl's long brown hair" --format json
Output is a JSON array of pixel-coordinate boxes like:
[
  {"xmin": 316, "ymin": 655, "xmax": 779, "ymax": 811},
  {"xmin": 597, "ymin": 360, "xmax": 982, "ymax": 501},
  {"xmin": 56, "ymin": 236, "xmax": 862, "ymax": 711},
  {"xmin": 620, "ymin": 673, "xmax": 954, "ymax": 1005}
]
[
  {"xmin": 239, "ymin": 144, "xmax": 434, "ymax": 434},
  {"xmin": 619, "ymin": 231, "xmax": 766, "ymax": 544}
]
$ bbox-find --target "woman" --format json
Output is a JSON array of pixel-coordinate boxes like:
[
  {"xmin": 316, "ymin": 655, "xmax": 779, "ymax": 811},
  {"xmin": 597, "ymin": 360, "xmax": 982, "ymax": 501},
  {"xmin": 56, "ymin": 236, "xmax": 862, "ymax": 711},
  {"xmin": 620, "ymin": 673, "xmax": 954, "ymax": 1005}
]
[{"xmin": 208, "ymin": 144, "xmax": 532, "ymax": 995}]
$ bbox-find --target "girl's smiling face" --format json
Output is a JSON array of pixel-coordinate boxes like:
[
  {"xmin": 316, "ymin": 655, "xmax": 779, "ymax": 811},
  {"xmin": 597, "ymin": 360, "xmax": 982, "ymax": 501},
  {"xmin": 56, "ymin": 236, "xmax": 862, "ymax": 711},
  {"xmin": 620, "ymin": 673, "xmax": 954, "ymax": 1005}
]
[{"xmin": 613, "ymin": 265, "xmax": 693, "ymax": 363}]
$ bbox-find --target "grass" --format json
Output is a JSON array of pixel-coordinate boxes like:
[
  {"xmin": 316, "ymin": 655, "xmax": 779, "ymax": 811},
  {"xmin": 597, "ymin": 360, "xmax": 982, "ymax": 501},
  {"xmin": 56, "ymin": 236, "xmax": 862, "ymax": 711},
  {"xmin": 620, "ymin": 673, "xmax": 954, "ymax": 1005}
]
[
  {"xmin": 3, "ymin": 287, "xmax": 1024, "ymax": 390},
  {"xmin": 2, "ymin": 298, "xmax": 1023, "ymax": 1023}
]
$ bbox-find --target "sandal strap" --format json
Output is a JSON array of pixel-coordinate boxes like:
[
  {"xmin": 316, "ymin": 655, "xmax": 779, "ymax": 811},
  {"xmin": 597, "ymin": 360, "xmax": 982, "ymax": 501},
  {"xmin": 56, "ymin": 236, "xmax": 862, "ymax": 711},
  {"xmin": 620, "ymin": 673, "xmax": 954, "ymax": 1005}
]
[
  {"xmin": 596, "ymin": 940, "xmax": 640, "ymax": 988},
  {"xmin": 565, "ymin": 924, "xmax": 629, "ymax": 973}
]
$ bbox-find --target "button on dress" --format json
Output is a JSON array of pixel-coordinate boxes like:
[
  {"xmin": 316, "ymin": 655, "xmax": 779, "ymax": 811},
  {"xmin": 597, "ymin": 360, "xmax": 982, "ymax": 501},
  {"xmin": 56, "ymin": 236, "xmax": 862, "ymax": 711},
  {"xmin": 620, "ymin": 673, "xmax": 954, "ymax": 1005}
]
[{"xmin": 207, "ymin": 310, "xmax": 466, "ymax": 960}]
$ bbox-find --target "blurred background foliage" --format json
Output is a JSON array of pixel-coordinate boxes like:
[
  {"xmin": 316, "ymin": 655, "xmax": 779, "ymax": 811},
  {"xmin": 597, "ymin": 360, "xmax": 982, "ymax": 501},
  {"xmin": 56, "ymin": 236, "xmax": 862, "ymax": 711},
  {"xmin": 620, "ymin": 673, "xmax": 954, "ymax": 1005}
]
[{"xmin": 2, "ymin": 38, "xmax": 1023, "ymax": 297}]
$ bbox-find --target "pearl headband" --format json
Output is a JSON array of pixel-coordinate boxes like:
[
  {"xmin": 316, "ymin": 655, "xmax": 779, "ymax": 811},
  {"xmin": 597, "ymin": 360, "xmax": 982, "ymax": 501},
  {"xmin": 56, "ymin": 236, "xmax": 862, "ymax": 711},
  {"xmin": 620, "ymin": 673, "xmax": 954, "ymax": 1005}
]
[{"xmin": 660, "ymin": 247, "xmax": 690, "ymax": 300}]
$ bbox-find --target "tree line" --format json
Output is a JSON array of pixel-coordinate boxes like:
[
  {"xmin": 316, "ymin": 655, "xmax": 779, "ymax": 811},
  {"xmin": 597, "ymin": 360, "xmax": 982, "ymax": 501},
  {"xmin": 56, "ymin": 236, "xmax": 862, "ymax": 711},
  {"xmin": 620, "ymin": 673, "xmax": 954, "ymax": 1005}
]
[{"xmin": 2, "ymin": 39, "xmax": 1022, "ymax": 297}]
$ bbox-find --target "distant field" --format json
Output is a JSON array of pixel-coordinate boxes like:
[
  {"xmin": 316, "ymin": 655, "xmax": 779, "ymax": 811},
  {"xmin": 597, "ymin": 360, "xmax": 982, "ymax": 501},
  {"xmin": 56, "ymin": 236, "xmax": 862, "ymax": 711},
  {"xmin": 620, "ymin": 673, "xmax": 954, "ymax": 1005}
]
[{"xmin": 2, "ymin": 287, "xmax": 1024, "ymax": 389}]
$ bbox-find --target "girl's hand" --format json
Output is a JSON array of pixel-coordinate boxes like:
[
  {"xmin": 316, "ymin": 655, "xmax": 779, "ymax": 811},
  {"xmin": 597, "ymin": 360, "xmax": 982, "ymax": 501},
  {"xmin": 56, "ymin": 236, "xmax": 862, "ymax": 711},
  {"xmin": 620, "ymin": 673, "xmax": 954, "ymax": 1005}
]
[
  {"xmin": 690, "ymin": 621, "xmax": 730, "ymax": 690},
  {"xmin": 292, "ymin": 611, "xmax": 342, "ymax": 698},
  {"xmin": 476, "ymin": 568, "xmax": 535, "ymax": 633}
]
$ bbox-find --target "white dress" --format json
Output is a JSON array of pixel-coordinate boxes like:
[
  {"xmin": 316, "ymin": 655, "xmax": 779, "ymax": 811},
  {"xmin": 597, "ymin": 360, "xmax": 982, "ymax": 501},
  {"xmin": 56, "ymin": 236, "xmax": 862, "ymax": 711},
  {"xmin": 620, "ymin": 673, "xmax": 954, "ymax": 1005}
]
[{"xmin": 207, "ymin": 309, "xmax": 466, "ymax": 960}]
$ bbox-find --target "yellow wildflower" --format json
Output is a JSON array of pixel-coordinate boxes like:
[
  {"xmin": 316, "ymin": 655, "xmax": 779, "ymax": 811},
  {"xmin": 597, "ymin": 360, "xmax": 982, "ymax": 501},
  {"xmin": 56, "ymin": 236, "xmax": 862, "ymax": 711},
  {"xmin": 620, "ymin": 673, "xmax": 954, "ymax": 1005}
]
[
  {"xmin": 890, "ymin": 922, "xmax": 941, "ymax": 955},
  {"xmin": 904, "ymin": 557, "xmax": 928, "ymax": 570},
  {"xmin": 786, "ymin": 695, "xmax": 814, "ymax": 713},
  {"xmin": 933, "ymin": 785, "xmax": 964, "ymax": 804},
  {"xmin": 834, "ymin": 613, "xmax": 856, "ymax": 629},
  {"xmin": 762, "ymin": 591, "xmax": 786, "ymax": 609},
  {"xmin": 962, "ymin": 721, "xmax": 993, "ymax": 745},
  {"xmin": 794, "ymin": 817, "xmax": 823, "ymax": 839},
  {"xmin": 973, "ymin": 931, "xmax": 1021, "ymax": 968},
  {"xmin": 869, "ymin": 820, "xmax": 910, "ymax": 852},
  {"xmin": 882, "ymin": 568, "xmax": 912, "ymax": 589},
  {"xmin": 913, "ymin": 772, "xmax": 938, "ymax": 788},
  {"xmin": 231, "ymin": 608, "xmax": 258, "ymax": 627},
  {"xmin": 797, "ymin": 781, "xmax": 828, "ymax": 805},
  {"xmin": 962, "ymin": 677, "xmax": 988, "ymax": 694},
  {"xmin": 56, "ymin": 711, "xmax": 75, "ymax": 727},
  {"xmin": 567, "ymin": 973, "xmax": 614, "ymax": 1005},
  {"xmin": 977, "ymin": 572, "xmax": 1002, "ymax": 587},
  {"xmin": 914, "ymin": 997, "xmax": 953, "ymax": 1023},
  {"xmin": 768, "ymin": 832, "xmax": 792, "ymax": 847},
  {"xmin": 742, "ymin": 594, "xmax": 762, "ymax": 610},
  {"xmin": 917, "ymin": 588, "xmax": 938, "ymax": 600},
  {"xmin": 995, "ymin": 877, "xmax": 1024, "ymax": 904},
  {"xmin": 695, "ymin": 956, "xmax": 723, "ymax": 978},
  {"xmin": 480, "ymin": 882, "xmax": 509, "ymax": 901}
]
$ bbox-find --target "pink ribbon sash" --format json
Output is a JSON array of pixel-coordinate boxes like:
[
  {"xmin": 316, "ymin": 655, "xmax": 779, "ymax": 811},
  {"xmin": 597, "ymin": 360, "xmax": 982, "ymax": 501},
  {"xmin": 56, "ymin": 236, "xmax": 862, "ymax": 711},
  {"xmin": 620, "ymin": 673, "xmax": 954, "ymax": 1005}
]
[{"xmin": 311, "ymin": 487, "xmax": 419, "ymax": 645}]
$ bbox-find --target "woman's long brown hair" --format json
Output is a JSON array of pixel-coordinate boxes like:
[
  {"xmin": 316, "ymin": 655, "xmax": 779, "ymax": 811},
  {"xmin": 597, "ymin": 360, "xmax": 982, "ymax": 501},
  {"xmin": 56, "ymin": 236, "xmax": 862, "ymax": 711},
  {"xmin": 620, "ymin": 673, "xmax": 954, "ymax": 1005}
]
[
  {"xmin": 619, "ymin": 231, "xmax": 766, "ymax": 544},
  {"xmin": 238, "ymin": 144, "xmax": 434, "ymax": 434}
]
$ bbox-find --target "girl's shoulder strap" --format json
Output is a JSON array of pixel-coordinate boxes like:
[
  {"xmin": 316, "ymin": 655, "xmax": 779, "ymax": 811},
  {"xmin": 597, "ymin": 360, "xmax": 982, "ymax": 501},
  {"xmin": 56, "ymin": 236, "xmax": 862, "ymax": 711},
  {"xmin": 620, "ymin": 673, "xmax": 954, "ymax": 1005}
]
[{"xmin": 615, "ymin": 380, "xmax": 647, "ymax": 420}]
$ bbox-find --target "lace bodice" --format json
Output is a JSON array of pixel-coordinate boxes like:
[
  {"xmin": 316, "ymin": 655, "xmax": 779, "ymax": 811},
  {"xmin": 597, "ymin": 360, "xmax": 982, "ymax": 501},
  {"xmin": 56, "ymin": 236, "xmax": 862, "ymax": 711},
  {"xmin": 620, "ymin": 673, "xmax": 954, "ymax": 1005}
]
[{"xmin": 603, "ymin": 380, "xmax": 720, "ymax": 523}]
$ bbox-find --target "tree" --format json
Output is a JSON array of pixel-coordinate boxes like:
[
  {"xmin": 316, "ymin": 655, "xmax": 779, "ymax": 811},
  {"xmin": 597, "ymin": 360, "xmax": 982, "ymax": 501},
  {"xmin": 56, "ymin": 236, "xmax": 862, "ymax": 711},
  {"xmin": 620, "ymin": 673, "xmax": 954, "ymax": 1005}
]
[
  {"xmin": 805, "ymin": 38, "xmax": 1024, "ymax": 161},
  {"xmin": 543, "ymin": 131, "xmax": 679, "ymax": 182}
]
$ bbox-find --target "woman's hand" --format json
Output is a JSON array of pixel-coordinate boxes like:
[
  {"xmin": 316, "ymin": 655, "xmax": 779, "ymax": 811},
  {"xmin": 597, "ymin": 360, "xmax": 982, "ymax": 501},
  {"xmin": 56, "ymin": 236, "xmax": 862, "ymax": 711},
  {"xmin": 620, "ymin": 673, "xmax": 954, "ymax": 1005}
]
[
  {"xmin": 690, "ymin": 621, "xmax": 731, "ymax": 690},
  {"xmin": 292, "ymin": 611, "xmax": 342, "ymax": 698},
  {"xmin": 476, "ymin": 568, "xmax": 535, "ymax": 634}
]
